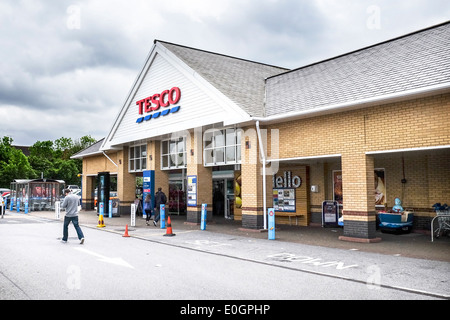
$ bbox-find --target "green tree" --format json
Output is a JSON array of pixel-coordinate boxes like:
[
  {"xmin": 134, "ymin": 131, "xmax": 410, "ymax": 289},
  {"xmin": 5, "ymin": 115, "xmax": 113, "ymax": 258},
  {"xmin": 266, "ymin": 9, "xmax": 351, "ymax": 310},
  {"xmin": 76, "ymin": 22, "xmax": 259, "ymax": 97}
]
[
  {"xmin": 1, "ymin": 135, "xmax": 97, "ymax": 188},
  {"xmin": 28, "ymin": 135, "xmax": 97, "ymax": 186},
  {"xmin": 0, "ymin": 137, "xmax": 35, "ymax": 188},
  {"xmin": 29, "ymin": 140, "xmax": 55, "ymax": 179}
]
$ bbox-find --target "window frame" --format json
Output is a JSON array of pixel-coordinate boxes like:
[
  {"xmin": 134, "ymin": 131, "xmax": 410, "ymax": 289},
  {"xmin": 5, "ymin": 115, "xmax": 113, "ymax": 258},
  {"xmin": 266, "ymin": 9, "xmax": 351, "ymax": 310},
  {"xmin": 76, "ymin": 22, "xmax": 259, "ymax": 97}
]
[
  {"xmin": 161, "ymin": 137, "xmax": 187, "ymax": 170},
  {"xmin": 203, "ymin": 128, "xmax": 241, "ymax": 167},
  {"xmin": 129, "ymin": 144, "xmax": 147, "ymax": 173}
]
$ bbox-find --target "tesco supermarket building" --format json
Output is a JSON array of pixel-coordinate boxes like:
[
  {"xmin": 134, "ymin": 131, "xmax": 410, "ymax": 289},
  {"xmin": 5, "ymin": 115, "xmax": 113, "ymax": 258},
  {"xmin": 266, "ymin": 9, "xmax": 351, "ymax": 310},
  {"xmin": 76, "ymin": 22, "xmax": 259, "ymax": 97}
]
[{"xmin": 73, "ymin": 22, "xmax": 450, "ymax": 242}]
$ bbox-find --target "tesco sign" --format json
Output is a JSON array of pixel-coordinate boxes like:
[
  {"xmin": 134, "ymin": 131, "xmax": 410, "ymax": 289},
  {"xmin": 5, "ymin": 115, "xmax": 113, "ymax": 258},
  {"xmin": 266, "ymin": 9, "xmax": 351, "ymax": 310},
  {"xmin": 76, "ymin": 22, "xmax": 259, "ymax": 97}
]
[{"xmin": 136, "ymin": 87, "xmax": 181, "ymax": 124}]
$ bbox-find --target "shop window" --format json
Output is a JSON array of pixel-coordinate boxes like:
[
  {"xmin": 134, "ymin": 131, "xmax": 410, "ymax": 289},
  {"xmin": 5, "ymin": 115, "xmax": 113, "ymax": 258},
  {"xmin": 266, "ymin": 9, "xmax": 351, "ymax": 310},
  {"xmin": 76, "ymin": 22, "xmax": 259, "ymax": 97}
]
[
  {"xmin": 161, "ymin": 137, "xmax": 187, "ymax": 170},
  {"xmin": 129, "ymin": 144, "xmax": 147, "ymax": 173},
  {"xmin": 204, "ymin": 128, "xmax": 241, "ymax": 166}
]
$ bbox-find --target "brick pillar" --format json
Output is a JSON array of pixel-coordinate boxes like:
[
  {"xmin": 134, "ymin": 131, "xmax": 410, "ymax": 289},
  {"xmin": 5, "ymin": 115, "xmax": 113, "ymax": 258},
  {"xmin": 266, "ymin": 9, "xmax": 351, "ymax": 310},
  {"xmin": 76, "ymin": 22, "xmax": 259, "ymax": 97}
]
[
  {"xmin": 339, "ymin": 153, "xmax": 381, "ymax": 242},
  {"xmin": 117, "ymin": 147, "xmax": 136, "ymax": 215},
  {"xmin": 81, "ymin": 174, "xmax": 95, "ymax": 210},
  {"xmin": 186, "ymin": 128, "xmax": 212, "ymax": 224},
  {"xmin": 148, "ymin": 141, "xmax": 169, "ymax": 196},
  {"xmin": 240, "ymin": 127, "xmax": 264, "ymax": 230}
]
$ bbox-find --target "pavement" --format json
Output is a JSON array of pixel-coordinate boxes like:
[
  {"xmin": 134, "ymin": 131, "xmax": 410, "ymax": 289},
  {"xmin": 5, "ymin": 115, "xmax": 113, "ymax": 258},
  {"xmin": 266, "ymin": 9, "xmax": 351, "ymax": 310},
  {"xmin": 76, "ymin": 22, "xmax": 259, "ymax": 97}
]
[{"xmin": 3, "ymin": 209, "xmax": 450, "ymax": 262}]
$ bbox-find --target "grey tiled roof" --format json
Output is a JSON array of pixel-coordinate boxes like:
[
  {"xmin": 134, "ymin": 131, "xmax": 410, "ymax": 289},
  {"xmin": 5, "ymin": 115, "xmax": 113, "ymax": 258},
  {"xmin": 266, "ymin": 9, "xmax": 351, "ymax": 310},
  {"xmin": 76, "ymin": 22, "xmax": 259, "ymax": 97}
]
[
  {"xmin": 159, "ymin": 41, "xmax": 289, "ymax": 117},
  {"xmin": 71, "ymin": 138, "xmax": 104, "ymax": 159},
  {"xmin": 265, "ymin": 22, "xmax": 450, "ymax": 117}
]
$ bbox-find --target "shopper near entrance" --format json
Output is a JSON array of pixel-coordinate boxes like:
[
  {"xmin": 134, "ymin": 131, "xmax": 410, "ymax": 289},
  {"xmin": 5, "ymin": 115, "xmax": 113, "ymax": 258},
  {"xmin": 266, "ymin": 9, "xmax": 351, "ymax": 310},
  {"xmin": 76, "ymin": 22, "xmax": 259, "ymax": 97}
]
[
  {"xmin": 153, "ymin": 187, "xmax": 167, "ymax": 227},
  {"xmin": 61, "ymin": 189, "xmax": 84, "ymax": 244},
  {"xmin": 144, "ymin": 194, "xmax": 154, "ymax": 226}
]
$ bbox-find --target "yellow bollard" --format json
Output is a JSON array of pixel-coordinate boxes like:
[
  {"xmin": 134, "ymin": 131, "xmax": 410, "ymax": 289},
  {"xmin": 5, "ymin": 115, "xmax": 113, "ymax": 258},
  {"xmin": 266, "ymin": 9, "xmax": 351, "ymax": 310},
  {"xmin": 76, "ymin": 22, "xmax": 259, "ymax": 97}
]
[{"xmin": 97, "ymin": 214, "xmax": 105, "ymax": 228}]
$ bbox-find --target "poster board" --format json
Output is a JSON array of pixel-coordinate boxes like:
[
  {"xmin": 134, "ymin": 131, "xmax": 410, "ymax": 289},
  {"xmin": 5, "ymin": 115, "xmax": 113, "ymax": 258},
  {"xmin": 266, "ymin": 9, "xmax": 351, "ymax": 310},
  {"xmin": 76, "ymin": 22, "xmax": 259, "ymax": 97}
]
[
  {"xmin": 333, "ymin": 169, "xmax": 386, "ymax": 207},
  {"xmin": 272, "ymin": 188, "xmax": 296, "ymax": 212},
  {"xmin": 143, "ymin": 170, "xmax": 155, "ymax": 218},
  {"xmin": 187, "ymin": 175, "xmax": 197, "ymax": 207},
  {"xmin": 271, "ymin": 165, "xmax": 309, "ymax": 226},
  {"xmin": 322, "ymin": 200, "xmax": 339, "ymax": 227}
]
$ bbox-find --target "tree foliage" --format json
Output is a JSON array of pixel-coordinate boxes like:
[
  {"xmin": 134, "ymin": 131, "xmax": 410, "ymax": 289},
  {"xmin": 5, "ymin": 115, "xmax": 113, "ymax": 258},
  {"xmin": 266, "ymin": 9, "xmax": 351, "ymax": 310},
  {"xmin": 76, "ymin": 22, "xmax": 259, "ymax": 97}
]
[
  {"xmin": 0, "ymin": 135, "xmax": 96, "ymax": 188},
  {"xmin": 0, "ymin": 137, "xmax": 35, "ymax": 187}
]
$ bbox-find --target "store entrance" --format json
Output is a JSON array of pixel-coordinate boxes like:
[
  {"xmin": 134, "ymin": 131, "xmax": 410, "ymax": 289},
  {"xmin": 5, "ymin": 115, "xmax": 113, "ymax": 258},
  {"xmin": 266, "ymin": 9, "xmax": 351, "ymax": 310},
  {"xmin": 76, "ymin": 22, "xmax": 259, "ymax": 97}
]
[
  {"xmin": 213, "ymin": 178, "xmax": 234, "ymax": 219},
  {"xmin": 168, "ymin": 171, "xmax": 186, "ymax": 215},
  {"xmin": 169, "ymin": 180, "xmax": 186, "ymax": 215}
]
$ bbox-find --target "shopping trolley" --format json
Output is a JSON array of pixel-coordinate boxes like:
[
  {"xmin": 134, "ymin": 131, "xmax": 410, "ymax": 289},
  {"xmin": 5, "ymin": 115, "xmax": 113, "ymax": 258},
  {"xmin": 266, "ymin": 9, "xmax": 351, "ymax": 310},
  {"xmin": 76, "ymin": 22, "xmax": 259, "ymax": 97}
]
[{"xmin": 431, "ymin": 203, "xmax": 450, "ymax": 242}]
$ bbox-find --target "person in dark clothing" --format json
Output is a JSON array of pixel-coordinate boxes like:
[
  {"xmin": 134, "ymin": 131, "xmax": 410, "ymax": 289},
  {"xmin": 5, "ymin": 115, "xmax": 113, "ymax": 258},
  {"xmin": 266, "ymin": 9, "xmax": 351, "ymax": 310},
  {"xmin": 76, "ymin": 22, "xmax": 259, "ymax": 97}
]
[
  {"xmin": 153, "ymin": 187, "xmax": 167, "ymax": 227},
  {"xmin": 144, "ymin": 194, "xmax": 154, "ymax": 226}
]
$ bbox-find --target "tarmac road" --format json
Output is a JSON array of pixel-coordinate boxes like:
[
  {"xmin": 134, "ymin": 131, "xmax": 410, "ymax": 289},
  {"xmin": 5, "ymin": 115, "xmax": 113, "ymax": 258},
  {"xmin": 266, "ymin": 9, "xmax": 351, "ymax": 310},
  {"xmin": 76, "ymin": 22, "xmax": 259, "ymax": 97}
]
[{"xmin": 0, "ymin": 213, "xmax": 448, "ymax": 301}]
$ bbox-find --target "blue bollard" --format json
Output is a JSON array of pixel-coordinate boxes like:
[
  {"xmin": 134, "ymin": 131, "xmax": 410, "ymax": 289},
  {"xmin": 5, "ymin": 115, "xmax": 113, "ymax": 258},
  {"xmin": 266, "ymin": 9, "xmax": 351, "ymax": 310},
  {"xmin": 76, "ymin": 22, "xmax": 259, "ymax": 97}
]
[
  {"xmin": 201, "ymin": 204, "xmax": 207, "ymax": 230},
  {"xmin": 160, "ymin": 204, "xmax": 165, "ymax": 229},
  {"xmin": 268, "ymin": 208, "xmax": 275, "ymax": 240}
]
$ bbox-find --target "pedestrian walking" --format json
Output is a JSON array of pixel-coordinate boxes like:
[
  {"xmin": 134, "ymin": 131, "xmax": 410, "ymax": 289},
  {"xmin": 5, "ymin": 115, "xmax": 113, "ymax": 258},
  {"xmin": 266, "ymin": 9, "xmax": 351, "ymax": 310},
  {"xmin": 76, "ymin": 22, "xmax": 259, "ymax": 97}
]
[
  {"xmin": 144, "ymin": 194, "xmax": 154, "ymax": 226},
  {"xmin": 61, "ymin": 189, "xmax": 84, "ymax": 244},
  {"xmin": 153, "ymin": 187, "xmax": 167, "ymax": 227}
]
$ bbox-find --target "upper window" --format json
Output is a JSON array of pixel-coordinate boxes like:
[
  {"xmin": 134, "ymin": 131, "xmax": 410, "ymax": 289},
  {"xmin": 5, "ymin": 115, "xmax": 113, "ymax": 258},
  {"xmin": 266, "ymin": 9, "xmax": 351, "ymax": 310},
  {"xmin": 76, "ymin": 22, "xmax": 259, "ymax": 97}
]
[
  {"xmin": 204, "ymin": 128, "xmax": 241, "ymax": 166},
  {"xmin": 129, "ymin": 144, "xmax": 147, "ymax": 172},
  {"xmin": 161, "ymin": 137, "xmax": 187, "ymax": 170}
]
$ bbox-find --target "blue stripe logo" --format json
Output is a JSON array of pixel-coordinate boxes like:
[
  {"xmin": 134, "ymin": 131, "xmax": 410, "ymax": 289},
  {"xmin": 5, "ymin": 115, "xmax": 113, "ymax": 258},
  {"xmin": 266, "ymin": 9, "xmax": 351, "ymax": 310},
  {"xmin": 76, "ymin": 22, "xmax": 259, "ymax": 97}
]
[{"xmin": 136, "ymin": 106, "xmax": 181, "ymax": 124}]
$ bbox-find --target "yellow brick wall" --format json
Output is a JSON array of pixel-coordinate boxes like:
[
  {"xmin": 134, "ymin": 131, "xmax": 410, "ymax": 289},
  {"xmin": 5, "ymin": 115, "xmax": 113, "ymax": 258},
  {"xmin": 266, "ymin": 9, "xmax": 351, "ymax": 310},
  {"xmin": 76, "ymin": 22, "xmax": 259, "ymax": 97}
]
[
  {"xmin": 81, "ymin": 93, "xmax": 449, "ymax": 226},
  {"xmin": 265, "ymin": 93, "xmax": 450, "ymax": 223},
  {"xmin": 148, "ymin": 140, "xmax": 169, "ymax": 194},
  {"xmin": 117, "ymin": 147, "xmax": 136, "ymax": 207},
  {"xmin": 81, "ymin": 152, "xmax": 119, "ymax": 206},
  {"xmin": 268, "ymin": 93, "xmax": 450, "ymax": 159},
  {"xmin": 186, "ymin": 128, "xmax": 212, "ymax": 212},
  {"xmin": 83, "ymin": 152, "xmax": 118, "ymax": 176},
  {"xmin": 240, "ymin": 126, "xmax": 263, "ymax": 216}
]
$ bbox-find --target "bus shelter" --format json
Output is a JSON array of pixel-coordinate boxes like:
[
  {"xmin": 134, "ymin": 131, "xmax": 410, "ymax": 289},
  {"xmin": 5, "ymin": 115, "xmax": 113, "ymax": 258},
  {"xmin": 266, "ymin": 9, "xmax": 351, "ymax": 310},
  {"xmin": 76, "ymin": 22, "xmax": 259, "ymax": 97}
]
[{"xmin": 10, "ymin": 179, "xmax": 65, "ymax": 212}]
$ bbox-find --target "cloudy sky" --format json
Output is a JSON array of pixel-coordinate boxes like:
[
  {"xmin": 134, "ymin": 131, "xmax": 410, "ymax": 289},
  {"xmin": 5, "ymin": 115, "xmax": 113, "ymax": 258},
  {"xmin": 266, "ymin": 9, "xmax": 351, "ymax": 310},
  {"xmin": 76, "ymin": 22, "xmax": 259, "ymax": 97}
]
[{"xmin": 1, "ymin": 0, "xmax": 449, "ymax": 146}]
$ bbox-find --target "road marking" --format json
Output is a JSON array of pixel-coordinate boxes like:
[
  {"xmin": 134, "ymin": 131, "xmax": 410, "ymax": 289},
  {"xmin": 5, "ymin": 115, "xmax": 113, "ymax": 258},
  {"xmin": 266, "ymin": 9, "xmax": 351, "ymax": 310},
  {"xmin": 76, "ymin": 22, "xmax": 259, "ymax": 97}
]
[
  {"xmin": 74, "ymin": 247, "xmax": 134, "ymax": 269},
  {"xmin": 185, "ymin": 240, "xmax": 232, "ymax": 248},
  {"xmin": 266, "ymin": 253, "xmax": 359, "ymax": 270}
]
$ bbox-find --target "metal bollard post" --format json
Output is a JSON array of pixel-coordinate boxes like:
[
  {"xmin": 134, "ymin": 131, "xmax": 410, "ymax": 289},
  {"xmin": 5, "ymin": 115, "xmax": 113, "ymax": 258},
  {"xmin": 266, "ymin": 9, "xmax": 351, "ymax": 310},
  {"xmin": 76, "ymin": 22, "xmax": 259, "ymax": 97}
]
[
  {"xmin": 268, "ymin": 208, "xmax": 275, "ymax": 240},
  {"xmin": 130, "ymin": 203, "xmax": 136, "ymax": 227},
  {"xmin": 201, "ymin": 204, "xmax": 207, "ymax": 230},
  {"xmin": 160, "ymin": 204, "xmax": 165, "ymax": 229},
  {"xmin": 55, "ymin": 201, "xmax": 61, "ymax": 219}
]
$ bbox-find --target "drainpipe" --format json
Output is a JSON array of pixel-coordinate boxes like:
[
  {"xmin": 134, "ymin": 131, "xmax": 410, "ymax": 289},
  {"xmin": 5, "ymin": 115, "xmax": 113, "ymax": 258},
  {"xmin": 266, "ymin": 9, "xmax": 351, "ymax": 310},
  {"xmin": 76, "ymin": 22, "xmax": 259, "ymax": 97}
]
[
  {"xmin": 102, "ymin": 152, "xmax": 118, "ymax": 167},
  {"xmin": 255, "ymin": 121, "xmax": 267, "ymax": 230}
]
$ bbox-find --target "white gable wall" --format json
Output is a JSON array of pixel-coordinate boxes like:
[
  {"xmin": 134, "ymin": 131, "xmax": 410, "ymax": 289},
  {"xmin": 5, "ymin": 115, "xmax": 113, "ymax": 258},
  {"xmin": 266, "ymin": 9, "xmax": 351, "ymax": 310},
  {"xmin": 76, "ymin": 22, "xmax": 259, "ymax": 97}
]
[{"xmin": 103, "ymin": 48, "xmax": 251, "ymax": 150}]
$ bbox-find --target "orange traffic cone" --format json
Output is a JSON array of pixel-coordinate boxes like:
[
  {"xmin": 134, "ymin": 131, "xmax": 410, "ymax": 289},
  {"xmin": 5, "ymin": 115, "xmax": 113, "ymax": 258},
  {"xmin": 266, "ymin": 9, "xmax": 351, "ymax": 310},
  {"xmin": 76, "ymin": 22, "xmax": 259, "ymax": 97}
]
[
  {"xmin": 97, "ymin": 214, "xmax": 105, "ymax": 228},
  {"xmin": 123, "ymin": 224, "xmax": 130, "ymax": 237},
  {"xmin": 163, "ymin": 216, "xmax": 176, "ymax": 237}
]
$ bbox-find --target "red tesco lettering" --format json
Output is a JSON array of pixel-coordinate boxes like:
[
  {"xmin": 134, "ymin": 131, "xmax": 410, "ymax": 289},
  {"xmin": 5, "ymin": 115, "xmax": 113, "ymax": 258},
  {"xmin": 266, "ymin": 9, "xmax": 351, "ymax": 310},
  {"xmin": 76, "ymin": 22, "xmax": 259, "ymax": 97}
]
[{"xmin": 137, "ymin": 87, "xmax": 181, "ymax": 115}]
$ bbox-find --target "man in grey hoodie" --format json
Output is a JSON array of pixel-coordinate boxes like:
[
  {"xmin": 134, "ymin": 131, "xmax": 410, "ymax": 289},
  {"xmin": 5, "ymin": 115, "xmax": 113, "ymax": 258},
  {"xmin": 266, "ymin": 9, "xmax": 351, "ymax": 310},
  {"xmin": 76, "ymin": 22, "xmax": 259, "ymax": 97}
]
[{"xmin": 61, "ymin": 189, "xmax": 84, "ymax": 244}]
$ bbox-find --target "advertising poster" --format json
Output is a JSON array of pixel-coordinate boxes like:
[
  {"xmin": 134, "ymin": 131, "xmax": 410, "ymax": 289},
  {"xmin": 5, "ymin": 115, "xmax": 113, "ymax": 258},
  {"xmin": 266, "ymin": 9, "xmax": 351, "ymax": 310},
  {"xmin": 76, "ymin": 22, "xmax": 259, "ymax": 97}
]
[
  {"xmin": 322, "ymin": 200, "xmax": 339, "ymax": 227},
  {"xmin": 374, "ymin": 168, "xmax": 386, "ymax": 207},
  {"xmin": 273, "ymin": 188, "xmax": 296, "ymax": 212},
  {"xmin": 333, "ymin": 169, "xmax": 386, "ymax": 207},
  {"xmin": 187, "ymin": 175, "xmax": 197, "ymax": 207},
  {"xmin": 143, "ymin": 170, "xmax": 155, "ymax": 218},
  {"xmin": 333, "ymin": 171, "xmax": 343, "ymax": 206}
]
